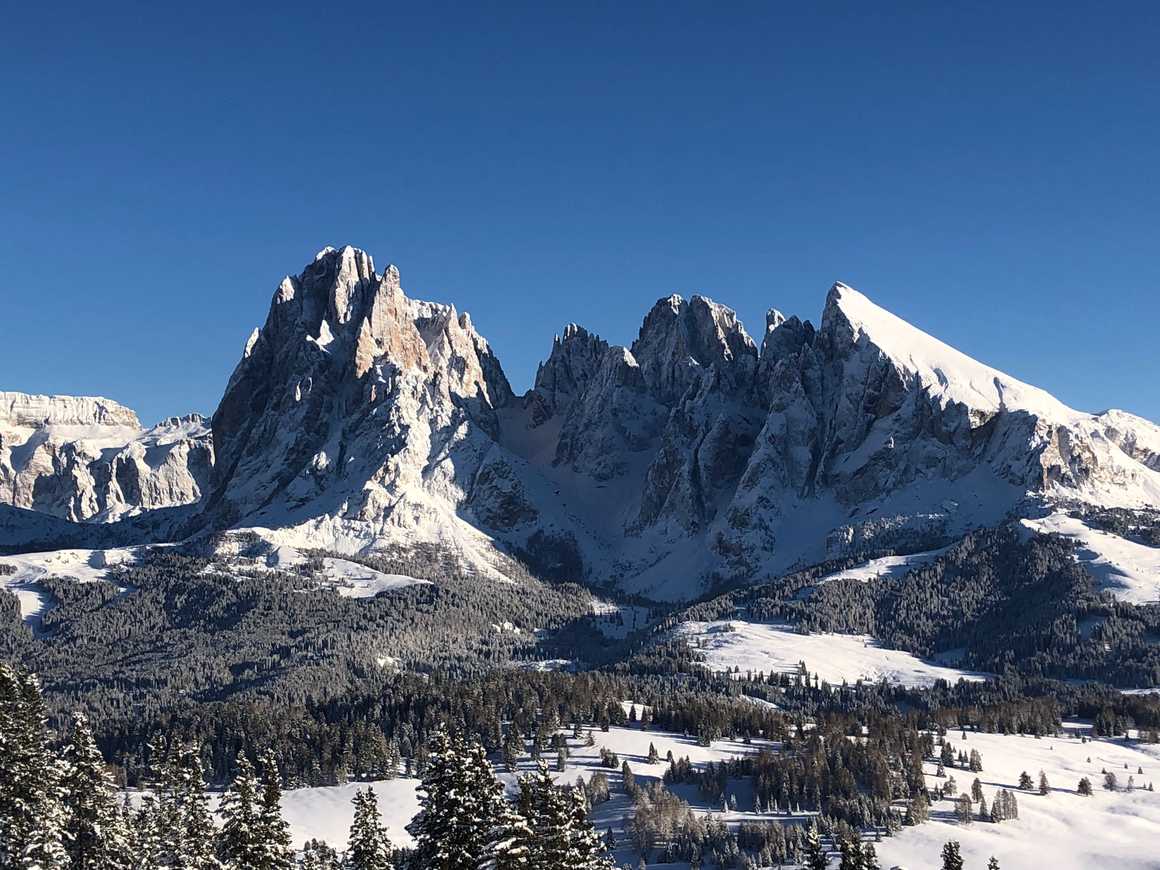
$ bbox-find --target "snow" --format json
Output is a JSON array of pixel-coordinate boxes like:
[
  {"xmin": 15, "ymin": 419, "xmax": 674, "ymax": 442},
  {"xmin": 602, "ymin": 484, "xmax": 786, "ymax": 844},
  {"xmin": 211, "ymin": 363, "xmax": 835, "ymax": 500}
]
[
  {"xmin": 1022, "ymin": 512, "xmax": 1160, "ymax": 605},
  {"xmin": 280, "ymin": 778, "xmax": 421, "ymax": 850},
  {"xmin": 810, "ymin": 547, "xmax": 949, "ymax": 589},
  {"xmin": 219, "ymin": 536, "xmax": 428, "ymax": 598},
  {"xmin": 876, "ymin": 727, "xmax": 1160, "ymax": 870},
  {"xmin": 319, "ymin": 557, "xmax": 426, "ymax": 598},
  {"xmin": 831, "ymin": 283, "xmax": 1083, "ymax": 422},
  {"xmin": 675, "ymin": 620, "xmax": 992, "ymax": 688},
  {"xmin": 0, "ymin": 547, "xmax": 136, "ymax": 625},
  {"xmin": 266, "ymin": 720, "xmax": 777, "ymax": 854},
  {"xmin": 242, "ymin": 710, "xmax": 1160, "ymax": 869}
]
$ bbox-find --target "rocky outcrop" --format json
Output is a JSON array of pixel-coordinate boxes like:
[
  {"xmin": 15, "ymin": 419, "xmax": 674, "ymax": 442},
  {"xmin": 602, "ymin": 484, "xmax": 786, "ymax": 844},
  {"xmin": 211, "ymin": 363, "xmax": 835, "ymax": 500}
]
[{"xmin": 0, "ymin": 396, "xmax": 212, "ymax": 522}]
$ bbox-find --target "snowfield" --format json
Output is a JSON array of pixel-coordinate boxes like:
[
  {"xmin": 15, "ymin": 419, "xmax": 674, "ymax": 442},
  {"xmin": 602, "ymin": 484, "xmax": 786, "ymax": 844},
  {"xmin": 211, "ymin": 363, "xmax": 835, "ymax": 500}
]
[
  {"xmin": 1022, "ymin": 512, "xmax": 1160, "ymax": 605},
  {"xmin": 280, "ymin": 778, "xmax": 421, "ymax": 850},
  {"xmin": 676, "ymin": 620, "xmax": 991, "ymax": 688},
  {"xmin": 316, "ymin": 557, "xmax": 427, "ymax": 599},
  {"xmin": 877, "ymin": 725, "xmax": 1160, "ymax": 870},
  {"xmin": 0, "ymin": 547, "xmax": 135, "ymax": 626},
  {"xmin": 269, "ymin": 713, "xmax": 1160, "ymax": 869}
]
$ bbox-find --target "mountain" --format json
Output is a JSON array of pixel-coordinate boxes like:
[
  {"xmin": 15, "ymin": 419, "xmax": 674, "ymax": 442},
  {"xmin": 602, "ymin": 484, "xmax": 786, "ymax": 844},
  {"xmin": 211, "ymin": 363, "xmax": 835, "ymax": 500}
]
[
  {"xmin": 4, "ymin": 246, "xmax": 1159, "ymax": 600},
  {"xmin": 0, "ymin": 392, "xmax": 212, "ymax": 523}
]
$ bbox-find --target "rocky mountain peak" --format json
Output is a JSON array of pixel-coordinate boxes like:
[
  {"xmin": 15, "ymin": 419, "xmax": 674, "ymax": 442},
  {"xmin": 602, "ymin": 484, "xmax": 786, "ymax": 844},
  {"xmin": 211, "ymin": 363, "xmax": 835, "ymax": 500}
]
[
  {"xmin": 631, "ymin": 293, "xmax": 757, "ymax": 404},
  {"xmin": 525, "ymin": 324, "xmax": 610, "ymax": 425}
]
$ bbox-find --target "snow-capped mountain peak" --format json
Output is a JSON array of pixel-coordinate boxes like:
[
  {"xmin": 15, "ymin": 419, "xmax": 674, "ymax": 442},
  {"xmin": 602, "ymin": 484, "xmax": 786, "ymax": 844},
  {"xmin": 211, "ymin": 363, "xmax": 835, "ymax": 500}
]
[{"xmin": 4, "ymin": 251, "xmax": 1157, "ymax": 601}]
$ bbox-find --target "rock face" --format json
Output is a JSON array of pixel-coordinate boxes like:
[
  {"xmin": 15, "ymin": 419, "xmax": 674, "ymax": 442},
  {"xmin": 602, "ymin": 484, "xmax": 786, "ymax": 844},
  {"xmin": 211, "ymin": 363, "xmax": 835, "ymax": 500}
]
[
  {"xmin": 203, "ymin": 246, "xmax": 515, "ymax": 565},
  {"xmin": 0, "ymin": 393, "xmax": 212, "ymax": 522},
  {"xmin": 7, "ymin": 249, "xmax": 1160, "ymax": 601}
]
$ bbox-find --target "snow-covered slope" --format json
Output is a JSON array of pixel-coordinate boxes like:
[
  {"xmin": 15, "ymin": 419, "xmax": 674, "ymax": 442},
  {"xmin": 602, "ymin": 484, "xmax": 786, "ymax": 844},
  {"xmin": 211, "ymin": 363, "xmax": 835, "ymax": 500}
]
[
  {"xmin": 1022, "ymin": 512, "xmax": 1160, "ymax": 604},
  {"xmin": 676, "ymin": 620, "xmax": 991, "ymax": 688},
  {"xmin": 0, "ymin": 393, "xmax": 212, "ymax": 522}
]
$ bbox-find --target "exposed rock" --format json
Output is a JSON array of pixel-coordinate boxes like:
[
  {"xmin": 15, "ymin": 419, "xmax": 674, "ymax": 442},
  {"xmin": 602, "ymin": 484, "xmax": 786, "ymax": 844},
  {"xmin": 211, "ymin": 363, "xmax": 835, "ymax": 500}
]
[{"xmin": 0, "ymin": 396, "xmax": 211, "ymax": 522}]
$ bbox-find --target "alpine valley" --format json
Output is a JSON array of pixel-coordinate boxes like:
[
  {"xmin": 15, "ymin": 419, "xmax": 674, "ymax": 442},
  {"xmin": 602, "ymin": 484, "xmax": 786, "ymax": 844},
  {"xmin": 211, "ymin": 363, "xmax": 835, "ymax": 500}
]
[{"xmin": 4, "ymin": 246, "xmax": 1160, "ymax": 870}]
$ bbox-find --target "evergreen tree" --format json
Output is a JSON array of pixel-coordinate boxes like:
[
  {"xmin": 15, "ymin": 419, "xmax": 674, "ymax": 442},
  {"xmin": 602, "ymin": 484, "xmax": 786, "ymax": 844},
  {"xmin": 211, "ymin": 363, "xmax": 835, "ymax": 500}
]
[
  {"xmin": 1018, "ymin": 771, "xmax": 1034, "ymax": 791},
  {"xmin": 60, "ymin": 712, "xmax": 132, "ymax": 870},
  {"xmin": 987, "ymin": 858, "xmax": 1001, "ymax": 870},
  {"xmin": 954, "ymin": 795, "xmax": 972, "ymax": 825},
  {"xmin": 862, "ymin": 842, "xmax": 880, "ymax": 870},
  {"xmin": 1077, "ymin": 777, "xmax": 1093, "ymax": 796},
  {"xmin": 161, "ymin": 744, "xmax": 222, "ymax": 870},
  {"xmin": 300, "ymin": 839, "xmax": 340, "ymax": 870},
  {"xmin": 257, "ymin": 750, "xmax": 293, "ymax": 870},
  {"xmin": 0, "ymin": 665, "xmax": 68, "ymax": 870},
  {"xmin": 1038, "ymin": 770, "xmax": 1050, "ymax": 796},
  {"xmin": 344, "ymin": 788, "xmax": 392, "ymax": 870},
  {"xmin": 803, "ymin": 822, "xmax": 829, "ymax": 870},
  {"xmin": 838, "ymin": 838, "xmax": 864, "ymax": 870},
  {"xmin": 940, "ymin": 841, "xmax": 964, "ymax": 870},
  {"xmin": 218, "ymin": 754, "xmax": 260, "ymax": 869}
]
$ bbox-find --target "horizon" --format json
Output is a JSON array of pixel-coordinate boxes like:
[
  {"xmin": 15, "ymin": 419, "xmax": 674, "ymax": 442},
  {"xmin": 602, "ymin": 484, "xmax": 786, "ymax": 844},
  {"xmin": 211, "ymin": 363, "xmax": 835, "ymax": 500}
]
[{"xmin": 3, "ymin": 3, "xmax": 1158, "ymax": 425}]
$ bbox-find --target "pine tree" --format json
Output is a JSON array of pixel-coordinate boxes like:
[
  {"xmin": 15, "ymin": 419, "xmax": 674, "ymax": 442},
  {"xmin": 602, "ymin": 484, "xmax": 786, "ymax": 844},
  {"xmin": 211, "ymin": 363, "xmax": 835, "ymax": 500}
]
[
  {"xmin": 163, "ymin": 744, "xmax": 222, "ymax": 870},
  {"xmin": 344, "ymin": 788, "xmax": 392, "ymax": 870},
  {"xmin": 987, "ymin": 858, "xmax": 1001, "ymax": 870},
  {"xmin": 0, "ymin": 665, "xmax": 69, "ymax": 870},
  {"xmin": 218, "ymin": 754, "xmax": 260, "ymax": 869},
  {"xmin": 60, "ymin": 711, "xmax": 132, "ymax": 870},
  {"xmin": 1077, "ymin": 776, "xmax": 1093, "ymax": 796},
  {"xmin": 1018, "ymin": 771, "xmax": 1034, "ymax": 791},
  {"xmin": 803, "ymin": 822, "xmax": 829, "ymax": 870},
  {"xmin": 1038, "ymin": 770, "xmax": 1050, "ymax": 796},
  {"xmin": 940, "ymin": 841, "xmax": 964, "ymax": 870},
  {"xmin": 954, "ymin": 794, "xmax": 972, "ymax": 825},
  {"xmin": 971, "ymin": 778, "xmax": 983, "ymax": 802},
  {"xmin": 300, "ymin": 839, "xmax": 341, "ymax": 870},
  {"xmin": 256, "ymin": 750, "xmax": 293, "ymax": 870},
  {"xmin": 838, "ymin": 838, "xmax": 864, "ymax": 870},
  {"xmin": 519, "ymin": 761, "xmax": 571, "ymax": 868},
  {"xmin": 862, "ymin": 842, "xmax": 880, "ymax": 870}
]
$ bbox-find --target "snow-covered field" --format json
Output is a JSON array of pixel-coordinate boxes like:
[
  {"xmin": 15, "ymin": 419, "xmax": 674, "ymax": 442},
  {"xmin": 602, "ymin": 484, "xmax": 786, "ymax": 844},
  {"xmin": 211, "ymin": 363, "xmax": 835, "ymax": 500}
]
[
  {"xmin": 276, "ymin": 718, "xmax": 779, "ymax": 853},
  {"xmin": 0, "ymin": 547, "xmax": 134, "ymax": 625},
  {"xmin": 315, "ymin": 557, "xmax": 427, "ymax": 598},
  {"xmin": 271, "ymin": 711, "xmax": 1160, "ymax": 869},
  {"xmin": 676, "ymin": 620, "xmax": 991, "ymax": 688},
  {"xmin": 1023, "ymin": 512, "xmax": 1160, "ymax": 605},
  {"xmin": 877, "ymin": 725, "xmax": 1160, "ymax": 870},
  {"xmin": 280, "ymin": 778, "xmax": 422, "ymax": 850}
]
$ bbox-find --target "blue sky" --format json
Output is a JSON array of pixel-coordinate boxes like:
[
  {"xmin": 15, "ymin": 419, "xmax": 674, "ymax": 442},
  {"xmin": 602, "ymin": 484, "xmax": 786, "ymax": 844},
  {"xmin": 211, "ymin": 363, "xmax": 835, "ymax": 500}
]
[{"xmin": 2, "ymin": 2, "xmax": 1157, "ymax": 425}]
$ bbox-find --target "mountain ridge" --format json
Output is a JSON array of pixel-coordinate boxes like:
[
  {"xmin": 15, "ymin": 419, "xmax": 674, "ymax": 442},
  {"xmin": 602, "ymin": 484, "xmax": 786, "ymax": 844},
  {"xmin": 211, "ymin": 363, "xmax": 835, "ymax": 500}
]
[{"xmin": 3, "ymin": 245, "xmax": 1158, "ymax": 601}]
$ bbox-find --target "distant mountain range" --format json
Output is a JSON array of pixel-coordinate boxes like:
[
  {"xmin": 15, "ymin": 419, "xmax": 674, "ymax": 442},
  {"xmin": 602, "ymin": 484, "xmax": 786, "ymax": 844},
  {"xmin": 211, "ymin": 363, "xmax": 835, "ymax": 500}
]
[{"xmin": 4, "ymin": 245, "xmax": 1159, "ymax": 599}]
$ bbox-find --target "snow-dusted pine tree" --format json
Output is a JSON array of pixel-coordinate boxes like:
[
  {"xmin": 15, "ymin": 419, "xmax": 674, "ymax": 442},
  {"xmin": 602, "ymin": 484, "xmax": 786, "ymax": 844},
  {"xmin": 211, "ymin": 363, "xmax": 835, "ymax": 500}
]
[
  {"xmin": 217, "ymin": 753, "xmax": 260, "ymax": 869},
  {"xmin": 61, "ymin": 711, "xmax": 132, "ymax": 869},
  {"xmin": 0, "ymin": 664, "xmax": 69, "ymax": 870},
  {"xmin": 256, "ymin": 750, "xmax": 293, "ymax": 870},
  {"xmin": 344, "ymin": 788, "xmax": 392, "ymax": 870}
]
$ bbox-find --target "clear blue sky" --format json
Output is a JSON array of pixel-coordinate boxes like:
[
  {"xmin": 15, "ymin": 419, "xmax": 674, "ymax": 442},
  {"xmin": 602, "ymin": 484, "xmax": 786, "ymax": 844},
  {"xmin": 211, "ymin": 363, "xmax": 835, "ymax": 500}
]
[{"xmin": 2, "ymin": 2, "xmax": 1157, "ymax": 425}]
